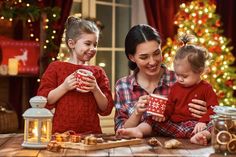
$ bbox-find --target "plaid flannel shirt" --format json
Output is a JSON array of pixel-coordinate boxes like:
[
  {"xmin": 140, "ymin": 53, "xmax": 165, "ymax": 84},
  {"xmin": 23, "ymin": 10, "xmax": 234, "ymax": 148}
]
[{"xmin": 114, "ymin": 64, "xmax": 176, "ymax": 131}]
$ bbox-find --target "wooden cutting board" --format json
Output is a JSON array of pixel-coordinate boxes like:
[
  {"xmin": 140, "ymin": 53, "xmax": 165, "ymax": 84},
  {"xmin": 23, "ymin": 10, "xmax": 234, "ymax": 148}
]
[{"xmin": 59, "ymin": 138, "xmax": 143, "ymax": 150}]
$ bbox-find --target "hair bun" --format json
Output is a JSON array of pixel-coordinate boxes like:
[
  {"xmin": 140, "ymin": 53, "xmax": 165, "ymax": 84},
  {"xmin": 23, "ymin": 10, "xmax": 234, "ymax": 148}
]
[
  {"xmin": 179, "ymin": 34, "xmax": 195, "ymax": 46},
  {"xmin": 68, "ymin": 16, "xmax": 79, "ymax": 24}
]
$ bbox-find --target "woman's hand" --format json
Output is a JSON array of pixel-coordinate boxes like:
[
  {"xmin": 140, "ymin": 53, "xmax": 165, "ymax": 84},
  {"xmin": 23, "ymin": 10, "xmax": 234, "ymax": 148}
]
[
  {"xmin": 188, "ymin": 99, "xmax": 207, "ymax": 118},
  {"xmin": 134, "ymin": 95, "xmax": 149, "ymax": 116}
]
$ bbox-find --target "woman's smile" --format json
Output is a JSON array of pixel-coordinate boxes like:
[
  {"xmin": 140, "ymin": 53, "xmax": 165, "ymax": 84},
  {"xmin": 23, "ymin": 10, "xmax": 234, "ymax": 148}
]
[{"xmin": 147, "ymin": 65, "xmax": 158, "ymax": 72}]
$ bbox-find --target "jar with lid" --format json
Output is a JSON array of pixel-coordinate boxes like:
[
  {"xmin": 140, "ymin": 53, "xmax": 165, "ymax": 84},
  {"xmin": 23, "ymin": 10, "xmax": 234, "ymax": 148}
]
[{"xmin": 211, "ymin": 106, "xmax": 236, "ymax": 155}]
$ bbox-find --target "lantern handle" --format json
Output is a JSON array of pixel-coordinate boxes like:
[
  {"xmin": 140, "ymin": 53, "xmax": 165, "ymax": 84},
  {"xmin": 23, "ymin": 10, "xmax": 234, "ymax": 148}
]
[{"xmin": 29, "ymin": 96, "xmax": 47, "ymax": 108}]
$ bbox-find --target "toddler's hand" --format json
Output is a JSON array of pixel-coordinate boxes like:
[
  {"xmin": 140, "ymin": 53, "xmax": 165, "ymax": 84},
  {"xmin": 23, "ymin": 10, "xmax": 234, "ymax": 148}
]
[
  {"xmin": 62, "ymin": 73, "xmax": 77, "ymax": 91},
  {"xmin": 152, "ymin": 115, "xmax": 166, "ymax": 122},
  {"xmin": 134, "ymin": 95, "xmax": 149, "ymax": 116},
  {"xmin": 192, "ymin": 122, "xmax": 206, "ymax": 134},
  {"xmin": 116, "ymin": 128, "xmax": 126, "ymax": 136}
]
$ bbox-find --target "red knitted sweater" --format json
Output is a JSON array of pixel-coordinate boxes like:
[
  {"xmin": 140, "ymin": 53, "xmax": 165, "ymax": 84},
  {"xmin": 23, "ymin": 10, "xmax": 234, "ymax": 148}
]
[{"xmin": 37, "ymin": 61, "xmax": 114, "ymax": 134}]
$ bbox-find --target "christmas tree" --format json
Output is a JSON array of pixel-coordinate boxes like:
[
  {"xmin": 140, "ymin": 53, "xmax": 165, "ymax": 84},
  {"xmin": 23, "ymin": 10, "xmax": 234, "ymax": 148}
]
[{"xmin": 162, "ymin": 0, "xmax": 236, "ymax": 107}]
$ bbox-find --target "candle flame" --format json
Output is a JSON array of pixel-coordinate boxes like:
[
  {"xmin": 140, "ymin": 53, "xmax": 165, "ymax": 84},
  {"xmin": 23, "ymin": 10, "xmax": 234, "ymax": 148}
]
[
  {"xmin": 42, "ymin": 125, "xmax": 46, "ymax": 134},
  {"xmin": 32, "ymin": 127, "xmax": 38, "ymax": 137},
  {"xmin": 32, "ymin": 122, "xmax": 38, "ymax": 137}
]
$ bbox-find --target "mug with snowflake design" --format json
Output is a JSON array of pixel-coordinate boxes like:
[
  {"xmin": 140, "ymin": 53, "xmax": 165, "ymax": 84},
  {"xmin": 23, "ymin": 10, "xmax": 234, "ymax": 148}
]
[{"xmin": 147, "ymin": 94, "xmax": 168, "ymax": 117}]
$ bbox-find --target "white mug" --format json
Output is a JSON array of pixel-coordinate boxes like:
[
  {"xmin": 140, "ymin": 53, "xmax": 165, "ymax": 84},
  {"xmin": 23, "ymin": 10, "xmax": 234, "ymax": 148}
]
[{"xmin": 74, "ymin": 69, "xmax": 93, "ymax": 92}]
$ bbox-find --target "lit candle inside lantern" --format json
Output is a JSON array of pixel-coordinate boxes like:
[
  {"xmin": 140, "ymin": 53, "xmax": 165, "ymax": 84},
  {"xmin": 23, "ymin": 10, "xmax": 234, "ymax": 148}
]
[
  {"xmin": 8, "ymin": 58, "xmax": 18, "ymax": 75},
  {"xmin": 22, "ymin": 96, "xmax": 53, "ymax": 148},
  {"xmin": 42, "ymin": 125, "xmax": 46, "ymax": 134},
  {"xmin": 28, "ymin": 122, "xmax": 47, "ymax": 143},
  {"xmin": 27, "ymin": 121, "xmax": 38, "ymax": 142},
  {"xmin": 32, "ymin": 126, "xmax": 38, "ymax": 137}
]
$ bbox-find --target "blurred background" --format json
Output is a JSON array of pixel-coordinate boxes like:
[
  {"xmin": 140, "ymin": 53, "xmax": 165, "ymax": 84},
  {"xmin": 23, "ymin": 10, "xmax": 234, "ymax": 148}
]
[{"xmin": 0, "ymin": 0, "xmax": 235, "ymax": 134}]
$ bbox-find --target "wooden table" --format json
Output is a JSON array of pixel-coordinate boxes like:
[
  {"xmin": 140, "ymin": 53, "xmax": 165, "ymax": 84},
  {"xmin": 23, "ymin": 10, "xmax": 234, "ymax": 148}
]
[{"xmin": 0, "ymin": 133, "xmax": 234, "ymax": 157}]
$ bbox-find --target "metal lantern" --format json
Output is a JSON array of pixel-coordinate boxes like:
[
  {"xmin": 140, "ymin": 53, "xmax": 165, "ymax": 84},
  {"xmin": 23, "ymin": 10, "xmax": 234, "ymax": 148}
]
[{"xmin": 22, "ymin": 96, "xmax": 53, "ymax": 148}]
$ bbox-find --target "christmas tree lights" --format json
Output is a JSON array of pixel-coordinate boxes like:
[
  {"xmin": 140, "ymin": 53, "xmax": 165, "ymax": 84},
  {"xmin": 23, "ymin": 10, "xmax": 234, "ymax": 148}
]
[
  {"xmin": 162, "ymin": 0, "xmax": 236, "ymax": 107},
  {"xmin": 0, "ymin": 0, "xmax": 60, "ymax": 60}
]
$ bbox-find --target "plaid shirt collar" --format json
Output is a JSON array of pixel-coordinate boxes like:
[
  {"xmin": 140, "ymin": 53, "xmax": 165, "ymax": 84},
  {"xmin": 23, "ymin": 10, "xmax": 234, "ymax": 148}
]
[{"xmin": 128, "ymin": 64, "xmax": 172, "ymax": 91}]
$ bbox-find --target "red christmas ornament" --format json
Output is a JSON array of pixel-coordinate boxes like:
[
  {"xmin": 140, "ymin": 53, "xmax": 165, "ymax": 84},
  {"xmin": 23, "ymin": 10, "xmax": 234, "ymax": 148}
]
[
  {"xmin": 213, "ymin": 34, "xmax": 220, "ymax": 40},
  {"xmin": 216, "ymin": 70, "xmax": 223, "ymax": 76},
  {"xmin": 202, "ymin": 15, "xmax": 208, "ymax": 23},
  {"xmin": 215, "ymin": 20, "xmax": 221, "ymax": 27},
  {"xmin": 209, "ymin": 0, "xmax": 217, "ymax": 5},
  {"xmin": 199, "ymin": 2, "xmax": 204, "ymax": 7},
  {"xmin": 215, "ymin": 46, "xmax": 222, "ymax": 54},
  {"xmin": 225, "ymin": 79, "xmax": 234, "ymax": 87},
  {"xmin": 218, "ymin": 92, "xmax": 225, "ymax": 99},
  {"xmin": 208, "ymin": 46, "xmax": 221, "ymax": 54},
  {"xmin": 194, "ymin": 15, "xmax": 199, "ymax": 23},
  {"xmin": 197, "ymin": 30, "xmax": 203, "ymax": 36}
]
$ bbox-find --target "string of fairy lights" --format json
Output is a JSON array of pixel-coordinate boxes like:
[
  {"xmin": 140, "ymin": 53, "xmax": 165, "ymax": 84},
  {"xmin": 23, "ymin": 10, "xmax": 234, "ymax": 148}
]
[
  {"xmin": 0, "ymin": 0, "xmax": 60, "ymax": 84},
  {"xmin": 162, "ymin": 0, "xmax": 236, "ymax": 107},
  {"xmin": 0, "ymin": 0, "xmax": 60, "ymax": 61}
]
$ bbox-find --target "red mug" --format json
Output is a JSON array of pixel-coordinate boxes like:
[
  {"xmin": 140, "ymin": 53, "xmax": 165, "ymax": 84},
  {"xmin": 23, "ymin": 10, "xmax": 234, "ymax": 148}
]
[
  {"xmin": 74, "ymin": 69, "xmax": 93, "ymax": 92},
  {"xmin": 147, "ymin": 94, "xmax": 168, "ymax": 117}
]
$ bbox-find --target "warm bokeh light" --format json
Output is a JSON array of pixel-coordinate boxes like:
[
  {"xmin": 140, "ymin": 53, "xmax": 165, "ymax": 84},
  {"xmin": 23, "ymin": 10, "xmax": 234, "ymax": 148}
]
[{"xmin": 162, "ymin": 0, "xmax": 236, "ymax": 106}]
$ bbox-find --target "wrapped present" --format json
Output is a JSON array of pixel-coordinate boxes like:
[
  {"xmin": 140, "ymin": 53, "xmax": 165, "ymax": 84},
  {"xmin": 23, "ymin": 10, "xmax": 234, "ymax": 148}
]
[{"xmin": 0, "ymin": 39, "xmax": 40, "ymax": 75}]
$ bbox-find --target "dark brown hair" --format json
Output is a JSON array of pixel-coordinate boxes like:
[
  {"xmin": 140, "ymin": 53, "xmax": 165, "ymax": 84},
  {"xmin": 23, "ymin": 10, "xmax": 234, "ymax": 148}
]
[
  {"xmin": 65, "ymin": 16, "xmax": 99, "ymax": 49},
  {"xmin": 175, "ymin": 34, "xmax": 209, "ymax": 73},
  {"xmin": 125, "ymin": 24, "xmax": 162, "ymax": 70}
]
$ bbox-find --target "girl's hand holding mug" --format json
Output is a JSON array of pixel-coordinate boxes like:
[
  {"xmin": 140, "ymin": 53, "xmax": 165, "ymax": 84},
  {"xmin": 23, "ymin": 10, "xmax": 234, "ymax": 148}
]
[
  {"xmin": 74, "ymin": 69, "xmax": 94, "ymax": 92},
  {"xmin": 78, "ymin": 74, "xmax": 98, "ymax": 93},
  {"xmin": 62, "ymin": 73, "xmax": 78, "ymax": 91}
]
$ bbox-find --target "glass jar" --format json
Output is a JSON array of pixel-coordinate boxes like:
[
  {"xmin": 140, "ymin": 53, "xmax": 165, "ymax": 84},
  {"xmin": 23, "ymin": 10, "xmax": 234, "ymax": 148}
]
[{"xmin": 211, "ymin": 106, "xmax": 236, "ymax": 155}]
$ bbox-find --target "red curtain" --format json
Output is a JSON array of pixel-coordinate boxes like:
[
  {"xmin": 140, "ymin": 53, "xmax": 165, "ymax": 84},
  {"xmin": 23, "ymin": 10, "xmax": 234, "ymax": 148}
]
[
  {"xmin": 43, "ymin": 0, "xmax": 73, "ymax": 47},
  {"xmin": 39, "ymin": 0, "xmax": 72, "ymax": 75},
  {"xmin": 216, "ymin": 0, "xmax": 236, "ymax": 65},
  {"xmin": 143, "ymin": 0, "xmax": 236, "ymax": 59},
  {"xmin": 143, "ymin": 0, "xmax": 190, "ymax": 43}
]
